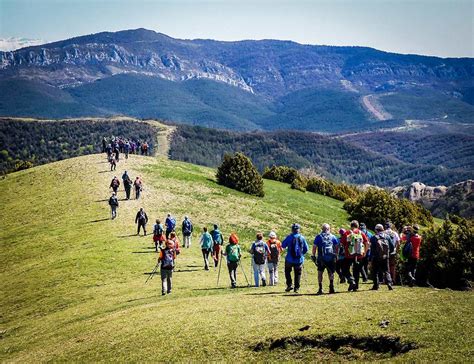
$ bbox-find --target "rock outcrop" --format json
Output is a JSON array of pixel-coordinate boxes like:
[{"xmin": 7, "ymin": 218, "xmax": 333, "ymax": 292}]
[{"xmin": 391, "ymin": 182, "xmax": 447, "ymax": 208}]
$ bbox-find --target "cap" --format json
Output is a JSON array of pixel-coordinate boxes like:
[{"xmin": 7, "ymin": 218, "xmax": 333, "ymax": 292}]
[{"xmin": 269, "ymin": 231, "xmax": 277, "ymax": 239}]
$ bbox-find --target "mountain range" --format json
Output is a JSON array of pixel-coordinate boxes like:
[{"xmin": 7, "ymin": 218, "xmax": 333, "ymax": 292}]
[{"xmin": 1, "ymin": 28, "xmax": 473, "ymax": 132}]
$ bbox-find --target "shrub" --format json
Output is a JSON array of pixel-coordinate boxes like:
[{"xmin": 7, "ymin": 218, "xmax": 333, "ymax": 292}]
[
  {"xmin": 291, "ymin": 174, "xmax": 307, "ymax": 192},
  {"xmin": 216, "ymin": 152, "xmax": 265, "ymax": 197},
  {"xmin": 418, "ymin": 216, "xmax": 473, "ymax": 289},
  {"xmin": 263, "ymin": 165, "xmax": 299, "ymax": 184},
  {"xmin": 343, "ymin": 187, "xmax": 433, "ymax": 231}
]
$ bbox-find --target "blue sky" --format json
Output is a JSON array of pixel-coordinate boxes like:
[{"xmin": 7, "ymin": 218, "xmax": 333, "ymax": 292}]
[{"xmin": 0, "ymin": 0, "xmax": 472, "ymax": 57}]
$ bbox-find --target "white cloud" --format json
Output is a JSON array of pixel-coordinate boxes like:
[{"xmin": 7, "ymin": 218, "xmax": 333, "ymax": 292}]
[{"xmin": 0, "ymin": 37, "xmax": 46, "ymax": 51}]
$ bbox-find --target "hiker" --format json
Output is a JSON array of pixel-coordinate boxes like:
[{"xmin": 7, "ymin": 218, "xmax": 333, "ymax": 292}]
[
  {"xmin": 223, "ymin": 233, "xmax": 241, "ymax": 288},
  {"xmin": 135, "ymin": 208, "xmax": 148, "ymax": 236},
  {"xmin": 385, "ymin": 222, "xmax": 400, "ymax": 284},
  {"xmin": 169, "ymin": 232, "xmax": 181, "ymax": 256},
  {"xmin": 159, "ymin": 239, "xmax": 176, "ymax": 295},
  {"xmin": 282, "ymin": 224, "xmax": 309, "ymax": 293},
  {"xmin": 165, "ymin": 214, "xmax": 176, "ymax": 239},
  {"xmin": 336, "ymin": 228, "xmax": 346, "ymax": 283},
  {"xmin": 199, "ymin": 227, "xmax": 213, "ymax": 270},
  {"xmin": 370, "ymin": 224, "xmax": 394, "ymax": 290},
  {"xmin": 110, "ymin": 176, "xmax": 120, "ymax": 194},
  {"xmin": 102, "ymin": 137, "xmax": 107, "ymax": 153},
  {"xmin": 182, "ymin": 216, "xmax": 193, "ymax": 248},
  {"xmin": 114, "ymin": 147, "xmax": 120, "ymax": 162},
  {"xmin": 108, "ymin": 192, "xmax": 119, "ymax": 219},
  {"xmin": 122, "ymin": 171, "xmax": 132, "ymax": 200},
  {"xmin": 266, "ymin": 231, "xmax": 282, "ymax": 286},
  {"xmin": 109, "ymin": 156, "xmax": 117, "ymax": 171},
  {"xmin": 105, "ymin": 143, "xmax": 112, "ymax": 157},
  {"xmin": 340, "ymin": 220, "xmax": 369, "ymax": 292},
  {"xmin": 153, "ymin": 219, "xmax": 166, "ymax": 252},
  {"xmin": 134, "ymin": 177, "xmax": 142, "ymax": 199},
  {"xmin": 211, "ymin": 224, "xmax": 224, "ymax": 268},
  {"xmin": 402, "ymin": 225, "xmax": 422, "ymax": 287},
  {"xmin": 311, "ymin": 223, "xmax": 339, "ymax": 295},
  {"xmin": 250, "ymin": 232, "xmax": 270, "ymax": 287},
  {"xmin": 124, "ymin": 141, "xmax": 130, "ymax": 159},
  {"xmin": 359, "ymin": 223, "xmax": 373, "ymax": 283}
]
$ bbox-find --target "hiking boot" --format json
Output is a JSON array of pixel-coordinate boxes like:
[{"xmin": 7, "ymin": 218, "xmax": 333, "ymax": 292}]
[
  {"xmin": 262, "ymin": 279, "xmax": 267, "ymax": 287},
  {"xmin": 285, "ymin": 286, "xmax": 293, "ymax": 292},
  {"xmin": 348, "ymin": 282, "xmax": 355, "ymax": 291},
  {"xmin": 294, "ymin": 288, "xmax": 299, "ymax": 293},
  {"xmin": 371, "ymin": 286, "xmax": 379, "ymax": 291},
  {"xmin": 231, "ymin": 283, "xmax": 236, "ymax": 289},
  {"xmin": 316, "ymin": 289, "xmax": 323, "ymax": 295},
  {"xmin": 162, "ymin": 291, "xmax": 166, "ymax": 296},
  {"xmin": 340, "ymin": 277, "xmax": 346, "ymax": 284},
  {"xmin": 388, "ymin": 284, "xmax": 393, "ymax": 291}
]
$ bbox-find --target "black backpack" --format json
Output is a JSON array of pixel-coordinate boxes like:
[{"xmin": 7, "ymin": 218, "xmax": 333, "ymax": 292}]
[
  {"xmin": 253, "ymin": 242, "xmax": 266, "ymax": 265},
  {"xmin": 374, "ymin": 234, "xmax": 390, "ymax": 260},
  {"xmin": 269, "ymin": 242, "xmax": 280, "ymax": 263}
]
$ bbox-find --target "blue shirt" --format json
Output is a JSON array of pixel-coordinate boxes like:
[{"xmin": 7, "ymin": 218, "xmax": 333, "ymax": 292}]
[
  {"xmin": 314, "ymin": 233, "xmax": 339, "ymax": 262},
  {"xmin": 282, "ymin": 233, "xmax": 309, "ymax": 264}
]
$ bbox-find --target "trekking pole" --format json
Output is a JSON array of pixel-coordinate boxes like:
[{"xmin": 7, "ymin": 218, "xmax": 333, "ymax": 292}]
[
  {"xmin": 217, "ymin": 252, "xmax": 223, "ymax": 287},
  {"xmin": 145, "ymin": 262, "xmax": 160, "ymax": 284},
  {"xmin": 239, "ymin": 260, "xmax": 250, "ymax": 287}
]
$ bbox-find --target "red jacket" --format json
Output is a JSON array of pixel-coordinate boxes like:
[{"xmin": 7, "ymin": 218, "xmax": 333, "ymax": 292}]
[
  {"xmin": 402, "ymin": 234, "xmax": 422, "ymax": 259},
  {"xmin": 340, "ymin": 228, "xmax": 369, "ymax": 258}
]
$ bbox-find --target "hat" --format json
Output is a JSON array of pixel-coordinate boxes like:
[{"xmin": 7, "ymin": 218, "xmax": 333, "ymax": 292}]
[
  {"xmin": 291, "ymin": 223, "xmax": 300, "ymax": 232},
  {"xmin": 375, "ymin": 224, "xmax": 384, "ymax": 231},
  {"xmin": 229, "ymin": 233, "xmax": 239, "ymax": 244},
  {"xmin": 269, "ymin": 231, "xmax": 277, "ymax": 239}
]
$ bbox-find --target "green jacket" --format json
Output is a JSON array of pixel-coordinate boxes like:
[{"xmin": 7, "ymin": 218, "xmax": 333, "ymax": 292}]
[{"xmin": 200, "ymin": 232, "xmax": 214, "ymax": 250}]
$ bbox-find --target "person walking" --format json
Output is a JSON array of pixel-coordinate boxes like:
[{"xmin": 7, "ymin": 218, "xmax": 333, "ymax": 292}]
[
  {"xmin": 159, "ymin": 239, "xmax": 176, "ymax": 295},
  {"xmin": 199, "ymin": 227, "xmax": 213, "ymax": 270},
  {"xmin": 266, "ymin": 231, "xmax": 282, "ymax": 286},
  {"xmin": 153, "ymin": 219, "xmax": 166, "ymax": 252},
  {"xmin": 311, "ymin": 223, "xmax": 339, "ymax": 295},
  {"xmin": 108, "ymin": 192, "xmax": 119, "ymax": 219},
  {"xmin": 102, "ymin": 137, "xmax": 107, "ymax": 153},
  {"xmin": 110, "ymin": 176, "xmax": 120, "ymax": 194},
  {"xmin": 370, "ymin": 224, "xmax": 394, "ymax": 290},
  {"xmin": 135, "ymin": 208, "xmax": 148, "ymax": 236},
  {"xmin": 122, "ymin": 171, "xmax": 132, "ymax": 200},
  {"xmin": 250, "ymin": 232, "xmax": 270, "ymax": 287},
  {"xmin": 282, "ymin": 224, "xmax": 309, "ymax": 293},
  {"xmin": 223, "ymin": 233, "xmax": 241, "ymax": 288},
  {"xmin": 340, "ymin": 220, "xmax": 369, "ymax": 292},
  {"xmin": 211, "ymin": 224, "xmax": 224, "ymax": 268},
  {"xmin": 124, "ymin": 141, "xmax": 130, "ymax": 159},
  {"xmin": 384, "ymin": 222, "xmax": 400, "ymax": 285},
  {"xmin": 182, "ymin": 216, "xmax": 193, "ymax": 248},
  {"xmin": 165, "ymin": 214, "xmax": 176, "ymax": 240},
  {"xmin": 359, "ymin": 223, "xmax": 373, "ymax": 283},
  {"xmin": 336, "ymin": 228, "xmax": 346, "ymax": 284},
  {"xmin": 169, "ymin": 232, "xmax": 181, "ymax": 256},
  {"xmin": 134, "ymin": 177, "xmax": 143, "ymax": 199},
  {"xmin": 402, "ymin": 225, "xmax": 422, "ymax": 287}
]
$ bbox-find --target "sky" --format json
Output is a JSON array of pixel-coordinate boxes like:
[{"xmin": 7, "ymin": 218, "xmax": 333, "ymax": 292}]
[{"xmin": 0, "ymin": 0, "xmax": 472, "ymax": 57}]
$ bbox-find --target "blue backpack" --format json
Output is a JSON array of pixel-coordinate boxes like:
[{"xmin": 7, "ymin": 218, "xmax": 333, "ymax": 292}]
[
  {"xmin": 290, "ymin": 236, "xmax": 304, "ymax": 259},
  {"xmin": 183, "ymin": 220, "xmax": 192, "ymax": 235}
]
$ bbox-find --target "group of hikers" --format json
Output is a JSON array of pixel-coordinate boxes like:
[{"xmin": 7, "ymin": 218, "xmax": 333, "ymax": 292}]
[
  {"xmin": 108, "ymin": 172, "xmax": 144, "ymax": 218},
  {"xmin": 102, "ymin": 136, "xmax": 150, "ymax": 171},
  {"xmin": 147, "ymin": 213, "xmax": 422, "ymax": 296}
]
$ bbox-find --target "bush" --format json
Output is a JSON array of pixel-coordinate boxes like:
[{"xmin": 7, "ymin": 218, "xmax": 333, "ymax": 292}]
[
  {"xmin": 291, "ymin": 174, "xmax": 307, "ymax": 192},
  {"xmin": 343, "ymin": 187, "xmax": 433, "ymax": 231},
  {"xmin": 216, "ymin": 152, "xmax": 265, "ymax": 197},
  {"xmin": 418, "ymin": 216, "xmax": 473, "ymax": 289},
  {"xmin": 263, "ymin": 165, "xmax": 300, "ymax": 184}
]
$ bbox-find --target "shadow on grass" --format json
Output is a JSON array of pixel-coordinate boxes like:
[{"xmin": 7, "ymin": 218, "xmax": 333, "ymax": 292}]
[
  {"xmin": 87, "ymin": 218, "xmax": 110, "ymax": 223},
  {"xmin": 245, "ymin": 291, "xmax": 286, "ymax": 296},
  {"xmin": 192, "ymin": 287, "xmax": 228, "ymax": 291},
  {"xmin": 118, "ymin": 234, "xmax": 139, "ymax": 238},
  {"xmin": 175, "ymin": 268, "xmax": 200, "ymax": 273},
  {"xmin": 99, "ymin": 170, "xmax": 112, "ymax": 174},
  {"xmin": 94, "ymin": 199, "xmax": 109, "ymax": 202},
  {"xmin": 132, "ymin": 251, "xmax": 157, "ymax": 254}
]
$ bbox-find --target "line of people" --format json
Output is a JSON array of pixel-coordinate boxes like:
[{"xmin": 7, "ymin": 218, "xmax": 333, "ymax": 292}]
[{"xmin": 102, "ymin": 136, "xmax": 150, "ymax": 171}]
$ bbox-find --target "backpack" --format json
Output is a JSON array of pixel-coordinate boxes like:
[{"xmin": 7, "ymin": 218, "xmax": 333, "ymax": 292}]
[
  {"xmin": 402, "ymin": 240, "xmax": 413, "ymax": 260},
  {"xmin": 348, "ymin": 231, "xmax": 365, "ymax": 256},
  {"xmin": 138, "ymin": 211, "xmax": 146, "ymax": 222},
  {"xmin": 227, "ymin": 245, "xmax": 240, "ymax": 262},
  {"xmin": 161, "ymin": 248, "xmax": 175, "ymax": 269},
  {"xmin": 269, "ymin": 242, "xmax": 280, "ymax": 263},
  {"xmin": 211, "ymin": 230, "xmax": 223, "ymax": 245},
  {"xmin": 290, "ymin": 236, "xmax": 304, "ymax": 259},
  {"xmin": 167, "ymin": 218, "xmax": 176, "ymax": 230},
  {"xmin": 183, "ymin": 220, "xmax": 192, "ymax": 235},
  {"xmin": 154, "ymin": 224, "xmax": 164, "ymax": 236},
  {"xmin": 373, "ymin": 234, "xmax": 390, "ymax": 261},
  {"xmin": 253, "ymin": 242, "xmax": 266, "ymax": 265},
  {"xmin": 385, "ymin": 230, "xmax": 397, "ymax": 254},
  {"xmin": 112, "ymin": 179, "xmax": 119, "ymax": 187},
  {"xmin": 320, "ymin": 233, "xmax": 335, "ymax": 261}
]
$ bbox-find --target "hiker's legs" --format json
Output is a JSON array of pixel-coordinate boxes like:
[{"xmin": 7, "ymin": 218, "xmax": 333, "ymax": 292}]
[
  {"xmin": 285, "ymin": 261, "xmax": 293, "ymax": 289},
  {"xmin": 268, "ymin": 262, "xmax": 275, "ymax": 285},
  {"xmin": 353, "ymin": 259, "xmax": 362, "ymax": 289},
  {"xmin": 202, "ymin": 249, "xmax": 209, "ymax": 270},
  {"xmin": 274, "ymin": 262, "xmax": 279, "ymax": 284},
  {"xmin": 372, "ymin": 260, "xmax": 380, "ymax": 288},
  {"xmin": 336, "ymin": 259, "xmax": 345, "ymax": 283},
  {"xmin": 406, "ymin": 258, "xmax": 417, "ymax": 285},
  {"xmin": 213, "ymin": 245, "xmax": 221, "ymax": 267},
  {"xmin": 389, "ymin": 255, "xmax": 397, "ymax": 284},
  {"xmin": 166, "ymin": 229, "xmax": 172, "ymax": 240},
  {"xmin": 342, "ymin": 258, "xmax": 355, "ymax": 285},
  {"xmin": 258, "ymin": 264, "xmax": 266, "ymax": 284},
  {"xmin": 360, "ymin": 256, "xmax": 369, "ymax": 282},
  {"xmin": 183, "ymin": 235, "xmax": 191, "ymax": 248},
  {"xmin": 125, "ymin": 186, "xmax": 131, "ymax": 199},
  {"xmin": 294, "ymin": 263, "xmax": 302, "ymax": 290},
  {"xmin": 167, "ymin": 270, "xmax": 173, "ymax": 293},
  {"xmin": 252, "ymin": 261, "xmax": 260, "ymax": 287},
  {"xmin": 382, "ymin": 259, "xmax": 392, "ymax": 288},
  {"xmin": 228, "ymin": 261, "xmax": 237, "ymax": 286},
  {"xmin": 137, "ymin": 223, "xmax": 142, "ymax": 235},
  {"xmin": 111, "ymin": 206, "xmax": 116, "ymax": 219},
  {"xmin": 161, "ymin": 269, "xmax": 167, "ymax": 294}
]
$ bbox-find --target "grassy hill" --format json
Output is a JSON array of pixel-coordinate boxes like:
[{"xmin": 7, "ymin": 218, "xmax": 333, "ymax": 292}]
[{"xmin": 1, "ymin": 154, "xmax": 473, "ymax": 361}]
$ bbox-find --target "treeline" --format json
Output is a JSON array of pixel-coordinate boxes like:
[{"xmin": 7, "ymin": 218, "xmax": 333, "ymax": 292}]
[
  {"xmin": 169, "ymin": 125, "xmax": 472, "ymax": 187},
  {"xmin": 262, "ymin": 165, "xmax": 433, "ymax": 230},
  {"xmin": 0, "ymin": 119, "xmax": 157, "ymax": 174}
]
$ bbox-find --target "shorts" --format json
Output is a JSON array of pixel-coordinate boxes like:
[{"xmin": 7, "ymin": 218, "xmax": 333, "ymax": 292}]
[{"xmin": 317, "ymin": 259, "xmax": 336, "ymax": 273}]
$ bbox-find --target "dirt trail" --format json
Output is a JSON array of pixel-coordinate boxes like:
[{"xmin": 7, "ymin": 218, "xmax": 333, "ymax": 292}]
[
  {"xmin": 362, "ymin": 94, "xmax": 393, "ymax": 121},
  {"xmin": 142, "ymin": 120, "xmax": 176, "ymax": 159}
]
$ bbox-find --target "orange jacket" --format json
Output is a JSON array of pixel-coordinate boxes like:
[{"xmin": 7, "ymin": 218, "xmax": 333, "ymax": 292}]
[{"xmin": 266, "ymin": 238, "xmax": 282, "ymax": 261}]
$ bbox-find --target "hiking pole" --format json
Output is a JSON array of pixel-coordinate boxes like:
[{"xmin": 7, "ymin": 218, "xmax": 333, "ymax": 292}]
[
  {"xmin": 217, "ymin": 252, "xmax": 223, "ymax": 287},
  {"xmin": 239, "ymin": 260, "xmax": 250, "ymax": 287},
  {"xmin": 145, "ymin": 262, "xmax": 160, "ymax": 284}
]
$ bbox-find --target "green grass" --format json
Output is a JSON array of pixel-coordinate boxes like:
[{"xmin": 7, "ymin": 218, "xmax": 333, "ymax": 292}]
[{"xmin": 1, "ymin": 154, "xmax": 473, "ymax": 362}]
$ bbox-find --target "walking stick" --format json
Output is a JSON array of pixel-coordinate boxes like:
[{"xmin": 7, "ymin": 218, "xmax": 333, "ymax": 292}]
[
  {"xmin": 145, "ymin": 262, "xmax": 160, "ymax": 284},
  {"xmin": 217, "ymin": 252, "xmax": 223, "ymax": 286},
  {"xmin": 238, "ymin": 260, "xmax": 250, "ymax": 287}
]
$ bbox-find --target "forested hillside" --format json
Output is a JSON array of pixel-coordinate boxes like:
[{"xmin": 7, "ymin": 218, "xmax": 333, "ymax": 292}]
[{"xmin": 169, "ymin": 125, "xmax": 473, "ymax": 187}]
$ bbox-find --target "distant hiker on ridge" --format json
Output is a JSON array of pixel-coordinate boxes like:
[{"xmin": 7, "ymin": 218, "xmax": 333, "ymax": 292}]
[
  {"xmin": 135, "ymin": 208, "xmax": 148, "ymax": 236},
  {"xmin": 110, "ymin": 176, "xmax": 120, "ymax": 194},
  {"xmin": 108, "ymin": 192, "xmax": 119, "ymax": 220},
  {"xmin": 122, "ymin": 171, "xmax": 132, "ymax": 200}
]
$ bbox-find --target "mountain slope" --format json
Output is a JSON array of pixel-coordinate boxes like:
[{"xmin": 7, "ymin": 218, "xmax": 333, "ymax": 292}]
[{"xmin": 1, "ymin": 154, "xmax": 473, "ymax": 361}]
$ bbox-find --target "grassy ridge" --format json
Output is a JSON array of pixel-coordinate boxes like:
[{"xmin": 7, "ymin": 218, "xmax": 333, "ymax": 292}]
[{"xmin": 0, "ymin": 154, "xmax": 473, "ymax": 361}]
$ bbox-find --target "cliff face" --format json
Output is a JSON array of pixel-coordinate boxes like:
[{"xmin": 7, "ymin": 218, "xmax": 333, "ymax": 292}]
[{"xmin": 1, "ymin": 28, "xmax": 472, "ymax": 97}]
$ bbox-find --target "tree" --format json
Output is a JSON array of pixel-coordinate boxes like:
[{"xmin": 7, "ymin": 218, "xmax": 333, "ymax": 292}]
[{"xmin": 216, "ymin": 152, "xmax": 265, "ymax": 197}]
